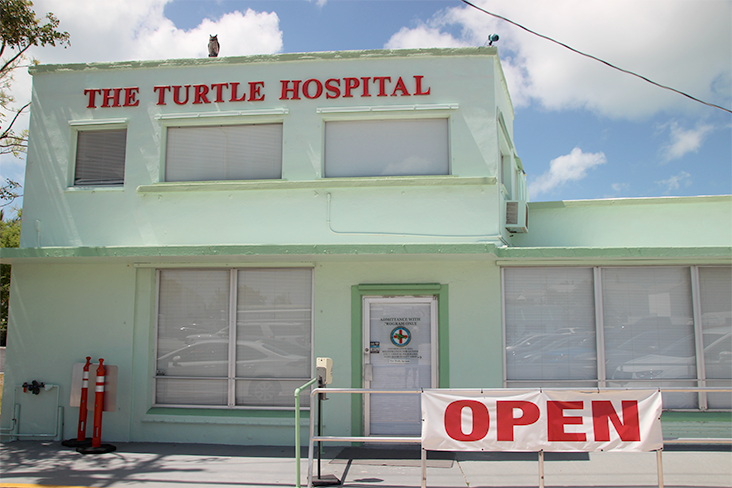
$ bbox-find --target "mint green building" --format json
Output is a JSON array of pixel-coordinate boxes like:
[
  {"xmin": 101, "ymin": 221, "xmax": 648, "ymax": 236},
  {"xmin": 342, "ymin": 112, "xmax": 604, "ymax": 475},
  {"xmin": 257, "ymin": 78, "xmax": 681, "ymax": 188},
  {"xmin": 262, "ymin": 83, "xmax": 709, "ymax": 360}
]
[{"xmin": 1, "ymin": 48, "xmax": 730, "ymax": 446}]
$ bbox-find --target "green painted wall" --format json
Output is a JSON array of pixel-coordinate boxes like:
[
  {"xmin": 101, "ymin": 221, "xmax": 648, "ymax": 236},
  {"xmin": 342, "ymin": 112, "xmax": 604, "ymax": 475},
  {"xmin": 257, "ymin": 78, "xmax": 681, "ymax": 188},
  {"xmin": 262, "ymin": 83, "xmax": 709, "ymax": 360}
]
[
  {"xmin": 513, "ymin": 196, "xmax": 732, "ymax": 248},
  {"xmin": 1, "ymin": 257, "xmax": 504, "ymax": 445},
  {"xmin": 2, "ymin": 263, "xmax": 137, "ymax": 441},
  {"xmin": 19, "ymin": 48, "xmax": 512, "ymax": 249}
]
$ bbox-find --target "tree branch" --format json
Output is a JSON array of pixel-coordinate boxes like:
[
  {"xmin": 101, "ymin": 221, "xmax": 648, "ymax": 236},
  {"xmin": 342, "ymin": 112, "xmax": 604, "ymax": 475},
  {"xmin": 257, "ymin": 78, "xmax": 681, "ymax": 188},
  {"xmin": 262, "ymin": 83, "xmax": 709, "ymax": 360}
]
[
  {"xmin": 0, "ymin": 102, "xmax": 30, "ymax": 139},
  {"xmin": 1, "ymin": 44, "xmax": 31, "ymax": 74}
]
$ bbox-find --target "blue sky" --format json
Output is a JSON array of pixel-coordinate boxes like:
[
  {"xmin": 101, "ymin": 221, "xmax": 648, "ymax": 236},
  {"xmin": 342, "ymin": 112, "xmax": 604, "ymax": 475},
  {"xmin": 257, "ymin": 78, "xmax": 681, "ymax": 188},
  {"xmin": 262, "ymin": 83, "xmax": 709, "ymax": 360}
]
[{"xmin": 1, "ymin": 0, "xmax": 730, "ymax": 212}]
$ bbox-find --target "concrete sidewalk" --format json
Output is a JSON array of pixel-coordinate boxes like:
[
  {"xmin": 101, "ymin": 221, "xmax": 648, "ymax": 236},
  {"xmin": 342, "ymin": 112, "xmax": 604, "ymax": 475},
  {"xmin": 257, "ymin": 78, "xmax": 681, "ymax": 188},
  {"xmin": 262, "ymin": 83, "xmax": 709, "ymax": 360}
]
[{"xmin": 1, "ymin": 441, "xmax": 730, "ymax": 488}]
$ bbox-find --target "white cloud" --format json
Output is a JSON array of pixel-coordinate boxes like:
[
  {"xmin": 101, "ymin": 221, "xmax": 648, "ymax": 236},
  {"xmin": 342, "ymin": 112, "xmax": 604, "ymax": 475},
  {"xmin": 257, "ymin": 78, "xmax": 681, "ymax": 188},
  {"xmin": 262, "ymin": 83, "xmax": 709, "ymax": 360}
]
[
  {"xmin": 659, "ymin": 121, "xmax": 714, "ymax": 163},
  {"xmin": 29, "ymin": 0, "xmax": 283, "ymax": 63},
  {"xmin": 3, "ymin": 1, "xmax": 284, "ymax": 92},
  {"xmin": 384, "ymin": 25, "xmax": 468, "ymax": 50},
  {"xmin": 306, "ymin": 0, "xmax": 328, "ymax": 8},
  {"xmin": 385, "ymin": 0, "xmax": 732, "ymax": 119},
  {"xmin": 528, "ymin": 147, "xmax": 606, "ymax": 198},
  {"xmin": 656, "ymin": 171, "xmax": 692, "ymax": 194},
  {"xmin": 603, "ymin": 182, "xmax": 630, "ymax": 198},
  {"xmin": 6, "ymin": 1, "xmax": 284, "ymax": 113}
]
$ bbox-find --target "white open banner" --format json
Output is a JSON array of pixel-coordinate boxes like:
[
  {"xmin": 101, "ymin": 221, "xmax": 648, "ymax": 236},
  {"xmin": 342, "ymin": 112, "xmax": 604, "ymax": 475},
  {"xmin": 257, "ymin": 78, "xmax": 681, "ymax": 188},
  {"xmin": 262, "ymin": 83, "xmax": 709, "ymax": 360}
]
[{"xmin": 422, "ymin": 389, "xmax": 663, "ymax": 452}]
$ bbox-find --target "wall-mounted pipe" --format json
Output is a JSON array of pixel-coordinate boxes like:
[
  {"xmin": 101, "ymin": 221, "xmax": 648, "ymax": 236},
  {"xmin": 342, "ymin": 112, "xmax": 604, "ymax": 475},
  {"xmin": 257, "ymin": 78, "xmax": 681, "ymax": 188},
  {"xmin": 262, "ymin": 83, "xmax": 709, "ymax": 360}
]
[
  {"xmin": 0, "ymin": 384, "xmax": 63, "ymax": 441},
  {"xmin": 34, "ymin": 219, "xmax": 42, "ymax": 247},
  {"xmin": 0, "ymin": 404, "xmax": 20, "ymax": 438},
  {"xmin": 325, "ymin": 192, "xmax": 510, "ymax": 245}
]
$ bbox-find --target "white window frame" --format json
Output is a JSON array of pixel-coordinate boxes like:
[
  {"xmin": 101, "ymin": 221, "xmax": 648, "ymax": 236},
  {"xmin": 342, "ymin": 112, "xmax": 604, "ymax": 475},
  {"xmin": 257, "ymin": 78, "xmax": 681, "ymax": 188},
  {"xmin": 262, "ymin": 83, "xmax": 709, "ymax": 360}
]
[
  {"xmin": 497, "ymin": 111, "xmax": 516, "ymax": 200},
  {"xmin": 68, "ymin": 120, "xmax": 128, "ymax": 188},
  {"xmin": 500, "ymin": 153, "xmax": 514, "ymax": 200},
  {"xmin": 502, "ymin": 265, "xmax": 732, "ymax": 411},
  {"xmin": 694, "ymin": 266, "xmax": 732, "ymax": 410},
  {"xmin": 153, "ymin": 267, "xmax": 314, "ymax": 410}
]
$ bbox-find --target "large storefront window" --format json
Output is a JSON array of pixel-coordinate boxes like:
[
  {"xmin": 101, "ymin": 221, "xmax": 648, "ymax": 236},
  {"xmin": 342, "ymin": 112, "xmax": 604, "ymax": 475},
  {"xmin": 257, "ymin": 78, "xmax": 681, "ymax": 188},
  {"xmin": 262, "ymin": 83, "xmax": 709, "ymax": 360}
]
[
  {"xmin": 504, "ymin": 266, "xmax": 732, "ymax": 410},
  {"xmin": 504, "ymin": 267, "xmax": 596, "ymax": 385},
  {"xmin": 155, "ymin": 268, "xmax": 312, "ymax": 408},
  {"xmin": 699, "ymin": 266, "xmax": 732, "ymax": 409},
  {"xmin": 603, "ymin": 267, "xmax": 697, "ymax": 408}
]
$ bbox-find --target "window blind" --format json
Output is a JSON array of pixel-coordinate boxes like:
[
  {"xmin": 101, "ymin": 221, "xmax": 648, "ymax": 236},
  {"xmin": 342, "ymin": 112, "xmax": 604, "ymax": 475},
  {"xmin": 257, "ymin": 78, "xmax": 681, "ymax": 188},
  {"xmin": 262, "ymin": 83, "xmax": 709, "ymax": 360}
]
[
  {"xmin": 236, "ymin": 268, "xmax": 312, "ymax": 406},
  {"xmin": 155, "ymin": 268, "xmax": 311, "ymax": 408},
  {"xmin": 699, "ymin": 266, "xmax": 732, "ymax": 409},
  {"xmin": 156, "ymin": 269, "xmax": 230, "ymax": 379},
  {"xmin": 603, "ymin": 267, "xmax": 696, "ymax": 408},
  {"xmin": 165, "ymin": 124, "xmax": 283, "ymax": 181},
  {"xmin": 74, "ymin": 129, "xmax": 126, "ymax": 186},
  {"xmin": 504, "ymin": 267, "xmax": 597, "ymax": 383},
  {"xmin": 324, "ymin": 119, "xmax": 449, "ymax": 177}
]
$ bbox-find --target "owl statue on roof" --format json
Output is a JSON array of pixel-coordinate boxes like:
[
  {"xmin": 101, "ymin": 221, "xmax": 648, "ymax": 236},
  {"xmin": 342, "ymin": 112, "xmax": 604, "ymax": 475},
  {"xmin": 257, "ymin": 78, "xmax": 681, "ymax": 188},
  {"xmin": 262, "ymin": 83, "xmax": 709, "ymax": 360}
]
[{"xmin": 208, "ymin": 35, "xmax": 220, "ymax": 57}]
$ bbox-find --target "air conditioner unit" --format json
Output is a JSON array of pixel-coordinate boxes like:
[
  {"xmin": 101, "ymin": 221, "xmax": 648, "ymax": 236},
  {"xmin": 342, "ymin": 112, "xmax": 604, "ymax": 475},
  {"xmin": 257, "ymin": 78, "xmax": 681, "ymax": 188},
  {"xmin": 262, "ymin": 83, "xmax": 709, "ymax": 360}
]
[{"xmin": 505, "ymin": 200, "xmax": 528, "ymax": 233}]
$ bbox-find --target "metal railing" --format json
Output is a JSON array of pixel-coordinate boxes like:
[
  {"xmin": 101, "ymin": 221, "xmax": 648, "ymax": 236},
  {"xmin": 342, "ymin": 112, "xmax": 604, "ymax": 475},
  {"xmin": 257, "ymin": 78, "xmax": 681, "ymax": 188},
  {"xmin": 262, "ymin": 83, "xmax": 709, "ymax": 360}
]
[
  {"xmin": 306, "ymin": 387, "xmax": 422, "ymax": 488},
  {"xmin": 294, "ymin": 377, "xmax": 318, "ymax": 488},
  {"xmin": 294, "ymin": 385, "xmax": 732, "ymax": 488}
]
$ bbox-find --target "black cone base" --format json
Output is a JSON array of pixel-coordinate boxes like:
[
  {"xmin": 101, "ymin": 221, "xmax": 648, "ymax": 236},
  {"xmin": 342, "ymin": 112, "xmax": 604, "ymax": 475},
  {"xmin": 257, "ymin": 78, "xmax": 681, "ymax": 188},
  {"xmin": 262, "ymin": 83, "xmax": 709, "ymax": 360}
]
[
  {"xmin": 61, "ymin": 438, "xmax": 93, "ymax": 448},
  {"xmin": 77, "ymin": 443, "xmax": 117, "ymax": 455},
  {"xmin": 312, "ymin": 474, "xmax": 341, "ymax": 486}
]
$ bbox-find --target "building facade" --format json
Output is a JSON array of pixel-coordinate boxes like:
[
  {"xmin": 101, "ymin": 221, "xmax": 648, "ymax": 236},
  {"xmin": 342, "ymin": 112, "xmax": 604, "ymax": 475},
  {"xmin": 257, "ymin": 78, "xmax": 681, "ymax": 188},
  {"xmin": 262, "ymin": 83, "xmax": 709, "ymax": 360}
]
[{"xmin": 1, "ymin": 48, "xmax": 730, "ymax": 446}]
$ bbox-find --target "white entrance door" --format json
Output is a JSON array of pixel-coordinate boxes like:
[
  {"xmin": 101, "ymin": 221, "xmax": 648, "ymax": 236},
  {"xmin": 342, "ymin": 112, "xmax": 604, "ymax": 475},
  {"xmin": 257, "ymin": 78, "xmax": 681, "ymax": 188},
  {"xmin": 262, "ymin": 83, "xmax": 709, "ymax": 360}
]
[{"xmin": 363, "ymin": 296, "xmax": 438, "ymax": 436}]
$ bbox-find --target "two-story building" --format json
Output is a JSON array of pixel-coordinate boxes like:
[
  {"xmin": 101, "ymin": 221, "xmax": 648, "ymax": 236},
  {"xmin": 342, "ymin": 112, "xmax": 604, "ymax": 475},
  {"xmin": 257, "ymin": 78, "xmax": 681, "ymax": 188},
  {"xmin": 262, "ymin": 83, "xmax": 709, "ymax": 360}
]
[{"xmin": 1, "ymin": 48, "xmax": 730, "ymax": 446}]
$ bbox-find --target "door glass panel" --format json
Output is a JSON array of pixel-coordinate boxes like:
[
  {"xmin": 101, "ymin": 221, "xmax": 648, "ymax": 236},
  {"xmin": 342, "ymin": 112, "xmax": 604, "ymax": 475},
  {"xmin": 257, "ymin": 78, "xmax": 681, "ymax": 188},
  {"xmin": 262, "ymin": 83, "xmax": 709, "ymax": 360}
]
[{"xmin": 366, "ymin": 298, "xmax": 434, "ymax": 436}]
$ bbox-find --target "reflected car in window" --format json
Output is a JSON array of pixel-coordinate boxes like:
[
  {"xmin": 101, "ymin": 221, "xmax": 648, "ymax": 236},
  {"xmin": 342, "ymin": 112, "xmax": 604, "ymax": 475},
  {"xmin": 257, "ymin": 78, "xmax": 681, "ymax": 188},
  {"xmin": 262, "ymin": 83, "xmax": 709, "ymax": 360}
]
[
  {"xmin": 157, "ymin": 339, "xmax": 308, "ymax": 378},
  {"xmin": 612, "ymin": 330, "xmax": 731, "ymax": 380}
]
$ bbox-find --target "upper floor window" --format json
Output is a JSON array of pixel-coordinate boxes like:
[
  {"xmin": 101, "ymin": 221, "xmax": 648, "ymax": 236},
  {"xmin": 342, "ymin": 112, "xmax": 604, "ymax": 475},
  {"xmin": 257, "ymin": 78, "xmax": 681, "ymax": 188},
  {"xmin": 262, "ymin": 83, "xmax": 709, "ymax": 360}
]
[
  {"xmin": 324, "ymin": 119, "xmax": 449, "ymax": 177},
  {"xmin": 74, "ymin": 129, "xmax": 127, "ymax": 186},
  {"xmin": 501, "ymin": 153, "xmax": 514, "ymax": 199},
  {"xmin": 165, "ymin": 123, "xmax": 283, "ymax": 182}
]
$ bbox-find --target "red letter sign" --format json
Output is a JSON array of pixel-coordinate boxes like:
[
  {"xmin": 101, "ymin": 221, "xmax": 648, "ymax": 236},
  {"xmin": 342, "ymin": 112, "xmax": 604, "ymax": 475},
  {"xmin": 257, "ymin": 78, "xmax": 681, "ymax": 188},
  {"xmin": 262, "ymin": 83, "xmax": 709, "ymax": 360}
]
[
  {"xmin": 249, "ymin": 81, "xmax": 265, "ymax": 101},
  {"xmin": 302, "ymin": 79, "xmax": 323, "ymax": 99},
  {"xmin": 153, "ymin": 85, "xmax": 170, "ymax": 105},
  {"xmin": 592, "ymin": 401, "xmax": 641, "ymax": 442},
  {"xmin": 172, "ymin": 85, "xmax": 190, "ymax": 105},
  {"xmin": 123, "ymin": 87, "xmax": 140, "ymax": 107},
  {"xmin": 423, "ymin": 390, "xmax": 661, "ymax": 452},
  {"xmin": 84, "ymin": 89, "xmax": 102, "ymax": 108},
  {"xmin": 280, "ymin": 80, "xmax": 301, "ymax": 100},
  {"xmin": 496, "ymin": 400, "xmax": 541, "ymax": 441},
  {"xmin": 444, "ymin": 400, "xmax": 490, "ymax": 442},
  {"xmin": 547, "ymin": 401, "xmax": 586, "ymax": 442}
]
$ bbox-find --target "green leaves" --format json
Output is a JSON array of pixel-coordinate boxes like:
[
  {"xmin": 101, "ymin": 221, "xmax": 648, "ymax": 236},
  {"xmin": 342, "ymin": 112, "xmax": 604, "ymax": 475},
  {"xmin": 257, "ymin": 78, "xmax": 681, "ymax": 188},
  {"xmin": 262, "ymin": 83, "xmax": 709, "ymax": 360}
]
[
  {"xmin": 0, "ymin": 205, "xmax": 20, "ymax": 346},
  {"xmin": 0, "ymin": 0, "xmax": 70, "ymax": 56},
  {"xmin": 0, "ymin": 1, "xmax": 69, "ymax": 156}
]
